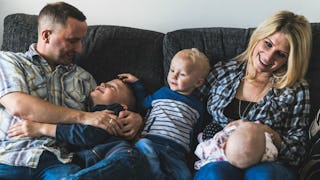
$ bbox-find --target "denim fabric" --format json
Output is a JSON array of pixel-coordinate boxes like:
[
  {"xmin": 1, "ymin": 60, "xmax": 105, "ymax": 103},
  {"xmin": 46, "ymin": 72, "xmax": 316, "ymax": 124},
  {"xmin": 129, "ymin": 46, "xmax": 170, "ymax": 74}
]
[
  {"xmin": 194, "ymin": 161, "xmax": 297, "ymax": 180},
  {"xmin": 135, "ymin": 138, "xmax": 163, "ymax": 179},
  {"xmin": 64, "ymin": 141, "xmax": 151, "ymax": 180},
  {"xmin": 56, "ymin": 104, "xmax": 123, "ymax": 147},
  {"xmin": 135, "ymin": 137, "xmax": 192, "ymax": 180},
  {"xmin": 0, "ymin": 151, "xmax": 81, "ymax": 180},
  {"xmin": 73, "ymin": 138, "xmax": 125, "ymax": 168}
]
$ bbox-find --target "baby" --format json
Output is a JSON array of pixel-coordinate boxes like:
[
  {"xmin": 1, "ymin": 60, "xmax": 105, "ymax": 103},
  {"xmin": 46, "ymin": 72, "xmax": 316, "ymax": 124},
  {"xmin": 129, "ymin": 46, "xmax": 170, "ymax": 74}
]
[{"xmin": 195, "ymin": 121, "xmax": 278, "ymax": 169}]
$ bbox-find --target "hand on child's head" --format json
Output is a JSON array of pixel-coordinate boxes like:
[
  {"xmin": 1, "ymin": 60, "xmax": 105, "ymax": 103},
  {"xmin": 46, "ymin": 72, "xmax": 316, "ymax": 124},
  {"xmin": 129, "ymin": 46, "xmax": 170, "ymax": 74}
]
[
  {"xmin": 117, "ymin": 73, "xmax": 139, "ymax": 83},
  {"xmin": 117, "ymin": 74, "xmax": 124, "ymax": 81}
]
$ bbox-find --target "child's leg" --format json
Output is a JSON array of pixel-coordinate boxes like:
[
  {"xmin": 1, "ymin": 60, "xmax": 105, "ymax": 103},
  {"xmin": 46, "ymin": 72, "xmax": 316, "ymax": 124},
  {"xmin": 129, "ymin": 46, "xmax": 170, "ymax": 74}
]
[
  {"xmin": 158, "ymin": 143, "xmax": 192, "ymax": 180},
  {"xmin": 65, "ymin": 140, "xmax": 152, "ymax": 180},
  {"xmin": 135, "ymin": 138, "xmax": 164, "ymax": 179},
  {"xmin": 35, "ymin": 151, "xmax": 81, "ymax": 179}
]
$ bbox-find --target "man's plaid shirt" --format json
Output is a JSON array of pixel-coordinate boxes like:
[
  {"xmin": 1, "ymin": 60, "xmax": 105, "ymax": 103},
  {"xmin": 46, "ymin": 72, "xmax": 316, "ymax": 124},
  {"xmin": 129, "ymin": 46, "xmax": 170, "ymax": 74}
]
[{"xmin": 0, "ymin": 44, "xmax": 96, "ymax": 168}]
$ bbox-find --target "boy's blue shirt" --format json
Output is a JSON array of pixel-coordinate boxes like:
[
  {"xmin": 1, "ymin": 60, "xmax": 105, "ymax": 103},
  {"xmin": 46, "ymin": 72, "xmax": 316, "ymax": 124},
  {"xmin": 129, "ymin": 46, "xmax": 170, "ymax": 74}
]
[
  {"xmin": 56, "ymin": 103, "xmax": 124, "ymax": 147},
  {"xmin": 55, "ymin": 103, "xmax": 126, "ymax": 167}
]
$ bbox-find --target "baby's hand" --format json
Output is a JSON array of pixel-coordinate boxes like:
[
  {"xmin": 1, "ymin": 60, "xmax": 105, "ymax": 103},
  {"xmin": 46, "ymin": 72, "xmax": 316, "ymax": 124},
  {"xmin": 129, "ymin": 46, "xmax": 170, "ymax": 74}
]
[
  {"xmin": 118, "ymin": 73, "xmax": 139, "ymax": 83},
  {"xmin": 7, "ymin": 120, "xmax": 44, "ymax": 138}
]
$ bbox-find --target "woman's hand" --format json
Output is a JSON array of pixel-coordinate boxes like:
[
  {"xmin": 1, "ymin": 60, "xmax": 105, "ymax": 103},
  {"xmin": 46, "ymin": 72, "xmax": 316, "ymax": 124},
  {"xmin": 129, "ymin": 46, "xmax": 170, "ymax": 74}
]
[
  {"xmin": 225, "ymin": 119, "xmax": 249, "ymax": 128},
  {"xmin": 259, "ymin": 124, "xmax": 282, "ymax": 149}
]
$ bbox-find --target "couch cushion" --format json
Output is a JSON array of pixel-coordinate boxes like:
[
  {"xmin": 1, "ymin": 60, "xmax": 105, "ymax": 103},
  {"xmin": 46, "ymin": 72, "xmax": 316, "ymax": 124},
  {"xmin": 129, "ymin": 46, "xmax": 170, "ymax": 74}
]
[
  {"xmin": 1, "ymin": 13, "xmax": 165, "ymax": 93},
  {"xmin": 163, "ymin": 25, "xmax": 320, "ymax": 118},
  {"xmin": 307, "ymin": 23, "xmax": 320, "ymax": 118},
  {"xmin": 1, "ymin": 13, "xmax": 38, "ymax": 52},
  {"xmin": 75, "ymin": 25, "xmax": 164, "ymax": 93},
  {"xmin": 163, "ymin": 27, "xmax": 254, "ymax": 79}
]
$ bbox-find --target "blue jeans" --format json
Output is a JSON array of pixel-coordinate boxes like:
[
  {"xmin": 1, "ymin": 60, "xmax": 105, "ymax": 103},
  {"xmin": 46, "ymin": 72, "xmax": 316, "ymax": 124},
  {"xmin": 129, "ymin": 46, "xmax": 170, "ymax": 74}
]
[
  {"xmin": 135, "ymin": 136, "xmax": 192, "ymax": 180},
  {"xmin": 194, "ymin": 161, "xmax": 297, "ymax": 180},
  {"xmin": 0, "ymin": 151, "xmax": 81, "ymax": 180},
  {"xmin": 65, "ymin": 141, "xmax": 151, "ymax": 180}
]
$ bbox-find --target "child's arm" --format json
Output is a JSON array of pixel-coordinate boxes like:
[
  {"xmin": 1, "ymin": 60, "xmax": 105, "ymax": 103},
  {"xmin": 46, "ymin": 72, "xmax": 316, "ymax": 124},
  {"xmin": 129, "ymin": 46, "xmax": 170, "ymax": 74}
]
[
  {"xmin": 7, "ymin": 120, "xmax": 56, "ymax": 138},
  {"xmin": 8, "ymin": 120, "xmax": 118, "ymax": 147},
  {"xmin": 117, "ymin": 73, "xmax": 139, "ymax": 83},
  {"xmin": 118, "ymin": 73, "xmax": 152, "ymax": 110},
  {"xmin": 7, "ymin": 117, "xmax": 119, "ymax": 147},
  {"xmin": 55, "ymin": 124, "xmax": 109, "ymax": 146}
]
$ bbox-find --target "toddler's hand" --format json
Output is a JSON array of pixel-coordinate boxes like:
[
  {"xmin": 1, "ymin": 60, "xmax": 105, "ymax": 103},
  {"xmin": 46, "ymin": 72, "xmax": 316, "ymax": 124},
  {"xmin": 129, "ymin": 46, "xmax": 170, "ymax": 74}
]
[{"xmin": 118, "ymin": 73, "xmax": 139, "ymax": 83}]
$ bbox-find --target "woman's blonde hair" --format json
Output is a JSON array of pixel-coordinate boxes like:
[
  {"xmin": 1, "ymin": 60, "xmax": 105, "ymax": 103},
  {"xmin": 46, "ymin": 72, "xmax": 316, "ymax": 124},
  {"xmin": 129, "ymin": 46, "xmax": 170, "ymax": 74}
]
[{"xmin": 236, "ymin": 10, "xmax": 312, "ymax": 89}]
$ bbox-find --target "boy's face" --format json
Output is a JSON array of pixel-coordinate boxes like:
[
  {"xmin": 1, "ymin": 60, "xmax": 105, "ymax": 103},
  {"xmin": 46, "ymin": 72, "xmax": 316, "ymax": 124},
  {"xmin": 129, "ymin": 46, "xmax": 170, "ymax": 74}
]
[
  {"xmin": 167, "ymin": 54, "xmax": 203, "ymax": 95},
  {"xmin": 90, "ymin": 79, "xmax": 128, "ymax": 106}
]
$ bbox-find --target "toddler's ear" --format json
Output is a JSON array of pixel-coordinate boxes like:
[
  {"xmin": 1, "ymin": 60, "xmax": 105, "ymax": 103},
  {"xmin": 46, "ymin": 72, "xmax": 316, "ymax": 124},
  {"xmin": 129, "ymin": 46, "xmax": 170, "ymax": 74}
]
[{"xmin": 195, "ymin": 78, "xmax": 205, "ymax": 88}]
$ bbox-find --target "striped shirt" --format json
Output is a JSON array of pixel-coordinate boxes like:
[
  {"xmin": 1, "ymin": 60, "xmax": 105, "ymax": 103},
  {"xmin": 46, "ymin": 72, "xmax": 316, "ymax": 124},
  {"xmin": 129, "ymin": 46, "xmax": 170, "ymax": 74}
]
[
  {"xmin": 0, "ymin": 44, "xmax": 96, "ymax": 168},
  {"xmin": 195, "ymin": 59, "xmax": 311, "ymax": 166},
  {"xmin": 133, "ymin": 81, "xmax": 204, "ymax": 152}
]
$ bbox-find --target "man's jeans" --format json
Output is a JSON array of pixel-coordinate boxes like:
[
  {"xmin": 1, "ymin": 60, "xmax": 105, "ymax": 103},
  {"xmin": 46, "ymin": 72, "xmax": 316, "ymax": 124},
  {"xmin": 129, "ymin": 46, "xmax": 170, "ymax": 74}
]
[{"xmin": 0, "ymin": 151, "xmax": 81, "ymax": 180}]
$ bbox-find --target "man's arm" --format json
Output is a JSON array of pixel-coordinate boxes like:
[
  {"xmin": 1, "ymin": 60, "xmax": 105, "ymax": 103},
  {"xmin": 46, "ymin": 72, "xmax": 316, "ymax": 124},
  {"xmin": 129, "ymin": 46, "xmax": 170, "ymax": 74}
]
[
  {"xmin": 0, "ymin": 92, "xmax": 116, "ymax": 130},
  {"xmin": 7, "ymin": 121, "xmax": 113, "ymax": 147},
  {"xmin": 0, "ymin": 92, "xmax": 87, "ymax": 123}
]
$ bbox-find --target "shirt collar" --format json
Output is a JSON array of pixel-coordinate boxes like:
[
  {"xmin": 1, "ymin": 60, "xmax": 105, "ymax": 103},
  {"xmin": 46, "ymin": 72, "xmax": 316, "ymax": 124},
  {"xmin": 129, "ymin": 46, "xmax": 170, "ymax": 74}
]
[{"xmin": 26, "ymin": 43, "xmax": 76, "ymax": 71}]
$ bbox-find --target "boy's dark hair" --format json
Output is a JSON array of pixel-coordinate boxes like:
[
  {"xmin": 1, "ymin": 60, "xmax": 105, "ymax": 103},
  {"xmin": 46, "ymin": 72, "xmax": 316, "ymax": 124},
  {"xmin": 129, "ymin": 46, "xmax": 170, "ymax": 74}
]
[{"xmin": 39, "ymin": 1, "xmax": 86, "ymax": 25}]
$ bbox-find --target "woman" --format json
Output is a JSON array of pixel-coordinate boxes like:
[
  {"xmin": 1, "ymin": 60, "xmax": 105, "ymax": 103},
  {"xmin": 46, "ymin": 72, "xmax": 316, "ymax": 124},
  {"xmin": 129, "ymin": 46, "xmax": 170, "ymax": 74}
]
[{"xmin": 195, "ymin": 10, "xmax": 312, "ymax": 179}]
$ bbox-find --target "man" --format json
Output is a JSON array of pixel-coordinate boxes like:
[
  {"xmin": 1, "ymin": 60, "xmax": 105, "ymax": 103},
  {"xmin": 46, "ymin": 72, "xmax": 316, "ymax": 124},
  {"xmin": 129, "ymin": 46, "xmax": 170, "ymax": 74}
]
[{"xmin": 0, "ymin": 2, "xmax": 143, "ymax": 179}]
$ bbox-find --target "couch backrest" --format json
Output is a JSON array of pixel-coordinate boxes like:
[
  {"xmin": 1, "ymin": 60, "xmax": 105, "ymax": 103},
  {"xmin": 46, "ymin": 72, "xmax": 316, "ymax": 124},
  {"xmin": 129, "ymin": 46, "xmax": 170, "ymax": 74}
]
[
  {"xmin": 2, "ymin": 13, "xmax": 320, "ymax": 119},
  {"xmin": 163, "ymin": 25, "xmax": 320, "ymax": 119},
  {"xmin": 1, "ymin": 13, "xmax": 165, "ymax": 93}
]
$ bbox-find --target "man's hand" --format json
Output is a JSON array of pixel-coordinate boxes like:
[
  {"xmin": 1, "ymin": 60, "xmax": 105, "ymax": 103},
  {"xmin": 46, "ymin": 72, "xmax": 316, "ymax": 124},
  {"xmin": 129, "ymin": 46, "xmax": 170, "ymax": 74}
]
[
  {"xmin": 117, "ymin": 110, "xmax": 143, "ymax": 140},
  {"xmin": 82, "ymin": 110, "xmax": 123, "ymax": 136}
]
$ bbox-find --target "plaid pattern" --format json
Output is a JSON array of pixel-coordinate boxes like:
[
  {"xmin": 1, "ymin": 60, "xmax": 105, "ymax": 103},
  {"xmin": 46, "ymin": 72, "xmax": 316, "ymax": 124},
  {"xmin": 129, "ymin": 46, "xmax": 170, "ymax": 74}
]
[
  {"xmin": 195, "ymin": 59, "xmax": 311, "ymax": 166},
  {"xmin": 0, "ymin": 44, "xmax": 96, "ymax": 168}
]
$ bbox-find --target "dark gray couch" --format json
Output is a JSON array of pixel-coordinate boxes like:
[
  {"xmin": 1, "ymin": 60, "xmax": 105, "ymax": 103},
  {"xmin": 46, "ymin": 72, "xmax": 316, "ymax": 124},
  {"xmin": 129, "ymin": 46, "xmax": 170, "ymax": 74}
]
[{"xmin": 2, "ymin": 13, "xmax": 320, "ymax": 176}]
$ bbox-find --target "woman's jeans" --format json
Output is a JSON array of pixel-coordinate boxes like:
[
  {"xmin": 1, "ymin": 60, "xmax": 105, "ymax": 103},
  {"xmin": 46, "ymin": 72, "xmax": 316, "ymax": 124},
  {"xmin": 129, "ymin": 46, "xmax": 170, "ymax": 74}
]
[
  {"xmin": 0, "ymin": 151, "xmax": 81, "ymax": 180},
  {"xmin": 194, "ymin": 161, "xmax": 297, "ymax": 180},
  {"xmin": 135, "ymin": 136, "xmax": 192, "ymax": 180}
]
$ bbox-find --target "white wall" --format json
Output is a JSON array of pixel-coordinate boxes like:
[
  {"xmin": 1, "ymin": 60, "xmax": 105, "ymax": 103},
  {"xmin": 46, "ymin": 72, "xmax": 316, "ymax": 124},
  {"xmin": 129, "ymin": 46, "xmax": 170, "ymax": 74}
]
[{"xmin": 1, "ymin": 0, "xmax": 320, "ymax": 47}]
